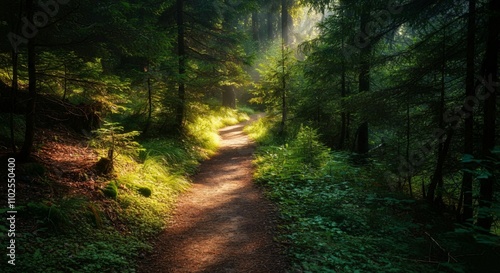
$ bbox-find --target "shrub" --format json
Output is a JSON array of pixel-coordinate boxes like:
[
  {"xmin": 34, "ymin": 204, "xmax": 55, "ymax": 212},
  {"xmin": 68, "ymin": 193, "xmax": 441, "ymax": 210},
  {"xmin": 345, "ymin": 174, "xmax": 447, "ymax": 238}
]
[{"xmin": 289, "ymin": 125, "xmax": 330, "ymax": 168}]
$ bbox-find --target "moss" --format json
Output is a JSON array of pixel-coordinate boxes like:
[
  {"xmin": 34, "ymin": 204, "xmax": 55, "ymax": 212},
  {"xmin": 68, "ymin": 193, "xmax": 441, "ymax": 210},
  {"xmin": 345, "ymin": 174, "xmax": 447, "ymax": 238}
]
[
  {"xmin": 137, "ymin": 187, "xmax": 152, "ymax": 197},
  {"xmin": 102, "ymin": 181, "xmax": 118, "ymax": 199}
]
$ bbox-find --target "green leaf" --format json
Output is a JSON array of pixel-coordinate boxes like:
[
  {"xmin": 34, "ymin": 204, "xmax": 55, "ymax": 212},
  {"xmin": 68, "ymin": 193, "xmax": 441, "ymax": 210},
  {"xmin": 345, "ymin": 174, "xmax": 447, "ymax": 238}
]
[
  {"xmin": 477, "ymin": 170, "xmax": 492, "ymax": 179},
  {"xmin": 462, "ymin": 154, "xmax": 474, "ymax": 163}
]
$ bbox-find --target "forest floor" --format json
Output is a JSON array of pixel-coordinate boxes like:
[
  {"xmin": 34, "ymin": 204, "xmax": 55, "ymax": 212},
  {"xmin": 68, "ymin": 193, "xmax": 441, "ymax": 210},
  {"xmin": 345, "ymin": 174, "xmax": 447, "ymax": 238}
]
[{"xmin": 138, "ymin": 115, "xmax": 288, "ymax": 273}]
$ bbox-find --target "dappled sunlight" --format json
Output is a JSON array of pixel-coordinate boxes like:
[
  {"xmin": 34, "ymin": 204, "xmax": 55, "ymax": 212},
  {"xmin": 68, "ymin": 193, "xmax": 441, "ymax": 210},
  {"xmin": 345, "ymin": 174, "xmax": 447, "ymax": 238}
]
[{"xmin": 140, "ymin": 116, "xmax": 285, "ymax": 272}]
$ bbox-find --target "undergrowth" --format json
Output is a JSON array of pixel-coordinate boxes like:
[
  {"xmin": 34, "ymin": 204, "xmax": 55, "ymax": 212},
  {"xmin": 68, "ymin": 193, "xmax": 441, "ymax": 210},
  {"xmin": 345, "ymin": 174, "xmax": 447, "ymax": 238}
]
[
  {"xmin": 0, "ymin": 106, "xmax": 248, "ymax": 272},
  {"xmin": 247, "ymin": 117, "xmax": 496, "ymax": 273}
]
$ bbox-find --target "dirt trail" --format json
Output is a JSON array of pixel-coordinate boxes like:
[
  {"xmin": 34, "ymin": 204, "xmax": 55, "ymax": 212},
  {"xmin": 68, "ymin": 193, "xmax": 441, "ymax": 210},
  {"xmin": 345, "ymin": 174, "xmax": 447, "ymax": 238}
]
[{"xmin": 139, "ymin": 116, "xmax": 287, "ymax": 273}]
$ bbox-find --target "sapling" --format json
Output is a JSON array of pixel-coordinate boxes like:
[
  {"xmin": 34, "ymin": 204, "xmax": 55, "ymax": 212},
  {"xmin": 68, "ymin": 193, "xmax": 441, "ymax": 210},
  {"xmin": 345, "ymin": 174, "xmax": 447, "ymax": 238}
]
[{"xmin": 91, "ymin": 121, "xmax": 143, "ymax": 174}]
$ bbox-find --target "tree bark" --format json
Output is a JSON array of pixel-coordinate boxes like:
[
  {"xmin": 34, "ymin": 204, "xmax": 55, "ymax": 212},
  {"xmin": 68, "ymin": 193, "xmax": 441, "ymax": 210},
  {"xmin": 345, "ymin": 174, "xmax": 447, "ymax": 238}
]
[
  {"xmin": 10, "ymin": 50, "xmax": 18, "ymax": 153},
  {"xmin": 435, "ymin": 30, "xmax": 448, "ymax": 206},
  {"xmin": 252, "ymin": 12, "xmax": 259, "ymax": 42},
  {"xmin": 143, "ymin": 75, "xmax": 153, "ymax": 135},
  {"xmin": 10, "ymin": 0, "xmax": 22, "ymax": 154},
  {"xmin": 354, "ymin": 7, "xmax": 371, "ymax": 154},
  {"xmin": 354, "ymin": 121, "xmax": 369, "ymax": 154},
  {"xmin": 339, "ymin": 13, "xmax": 347, "ymax": 150},
  {"xmin": 281, "ymin": 0, "xmax": 289, "ymax": 45},
  {"xmin": 278, "ymin": 1, "xmax": 289, "ymax": 135},
  {"xmin": 476, "ymin": 0, "xmax": 499, "ymax": 232},
  {"xmin": 222, "ymin": 85, "xmax": 236, "ymax": 108},
  {"xmin": 267, "ymin": 12, "xmax": 274, "ymax": 41},
  {"xmin": 20, "ymin": 0, "xmax": 36, "ymax": 160},
  {"xmin": 427, "ymin": 28, "xmax": 449, "ymax": 206},
  {"xmin": 175, "ymin": 0, "xmax": 186, "ymax": 133},
  {"xmin": 461, "ymin": 0, "xmax": 475, "ymax": 222},
  {"xmin": 427, "ymin": 131, "xmax": 454, "ymax": 206},
  {"xmin": 406, "ymin": 91, "xmax": 412, "ymax": 196},
  {"xmin": 279, "ymin": 43, "xmax": 287, "ymax": 135}
]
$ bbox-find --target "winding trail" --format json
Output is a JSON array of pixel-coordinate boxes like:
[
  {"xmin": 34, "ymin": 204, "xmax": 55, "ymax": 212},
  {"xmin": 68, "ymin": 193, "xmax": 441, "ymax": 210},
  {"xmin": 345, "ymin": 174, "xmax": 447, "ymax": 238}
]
[{"xmin": 138, "ymin": 116, "xmax": 287, "ymax": 273}]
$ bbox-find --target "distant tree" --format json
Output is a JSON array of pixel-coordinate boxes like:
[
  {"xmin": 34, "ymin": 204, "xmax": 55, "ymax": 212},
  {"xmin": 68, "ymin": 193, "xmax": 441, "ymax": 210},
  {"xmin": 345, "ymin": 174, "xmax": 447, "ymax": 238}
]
[
  {"xmin": 460, "ymin": 0, "xmax": 475, "ymax": 222},
  {"xmin": 19, "ymin": 0, "xmax": 37, "ymax": 160},
  {"xmin": 476, "ymin": 0, "xmax": 499, "ymax": 232},
  {"xmin": 175, "ymin": 0, "xmax": 186, "ymax": 133}
]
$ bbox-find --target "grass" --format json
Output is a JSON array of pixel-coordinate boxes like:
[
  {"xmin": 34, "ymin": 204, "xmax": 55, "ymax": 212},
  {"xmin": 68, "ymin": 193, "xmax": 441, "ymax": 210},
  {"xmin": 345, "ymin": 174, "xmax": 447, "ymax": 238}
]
[
  {"xmin": 246, "ymin": 117, "xmax": 497, "ymax": 273},
  {"xmin": 0, "ymin": 105, "xmax": 250, "ymax": 272},
  {"xmin": 243, "ymin": 115, "xmax": 278, "ymax": 145}
]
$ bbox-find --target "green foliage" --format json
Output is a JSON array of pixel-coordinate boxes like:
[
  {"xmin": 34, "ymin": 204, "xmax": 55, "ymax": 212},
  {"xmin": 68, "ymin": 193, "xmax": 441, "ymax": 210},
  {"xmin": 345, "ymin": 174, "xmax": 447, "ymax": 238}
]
[
  {"xmin": 184, "ymin": 104, "xmax": 250, "ymax": 159},
  {"xmin": 0, "ymin": 114, "xmax": 25, "ymax": 148},
  {"xmin": 91, "ymin": 122, "xmax": 144, "ymax": 159},
  {"xmin": 25, "ymin": 198, "xmax": 86, "ymax": 232},
  {"xmin": 244, "ymin": 116, "xmax": 279, "ymax": 145},
  {"xmin": 0, "ymin": 108, "xmax": 248, "ymax": 272},
  {"xmin": 289, "ymin": 125, "xmax": 330, "ymax": 168},
  {"xmin": 102, "ymin": 181, "xmax": 118, "ymax": 199},
  {"xmin": 250, "ymin": 43, "xmax": 298, "ymax": 114},
  {"xmin": 3, "ymin": 231, "xmax": 150, "ymax": 273},
  {"xmin": 251, "ymin": 121, "xmax": 470, "ymax": 272},
  {"xmin": 236, "ymin": 105, "xmax": 256, "ymax": 115}
]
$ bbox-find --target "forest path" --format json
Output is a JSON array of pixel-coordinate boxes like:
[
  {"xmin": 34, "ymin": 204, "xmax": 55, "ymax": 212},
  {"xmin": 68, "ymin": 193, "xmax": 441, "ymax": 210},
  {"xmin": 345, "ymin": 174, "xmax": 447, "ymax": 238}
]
[{"xmin": 138, "ymin": 115, "xmax": 287, "ymax": 273}]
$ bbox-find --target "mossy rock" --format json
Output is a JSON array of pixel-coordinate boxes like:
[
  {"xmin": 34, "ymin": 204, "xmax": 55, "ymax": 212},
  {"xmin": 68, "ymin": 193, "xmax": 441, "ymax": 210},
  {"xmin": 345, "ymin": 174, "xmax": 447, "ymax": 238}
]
[
  {"xmin": 137, "ymin": 187, "xmax": 152, "ymax": 197},
  {"xmin": 102, "ymin": 181, "xmax": 118, "ymax": 199}
]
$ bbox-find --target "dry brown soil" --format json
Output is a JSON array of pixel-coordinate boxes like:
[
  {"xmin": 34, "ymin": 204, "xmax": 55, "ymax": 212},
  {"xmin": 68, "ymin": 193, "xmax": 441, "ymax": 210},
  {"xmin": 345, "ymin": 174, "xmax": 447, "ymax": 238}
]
[{"xmin": 138, "ymin": 117, "xmax": 288, "ymax": 273}]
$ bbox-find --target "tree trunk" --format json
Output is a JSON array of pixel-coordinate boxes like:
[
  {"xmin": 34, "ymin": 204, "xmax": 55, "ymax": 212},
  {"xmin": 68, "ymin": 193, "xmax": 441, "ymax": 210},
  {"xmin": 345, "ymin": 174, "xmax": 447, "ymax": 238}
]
[
  {"xmin": 222, "ymin": 85, "xmax": 236, "ymax": 108},
  {"xmin": 461, "ymin": 0, "xmax": 475, "ymax": 222},
  {"xmin": 354, "ymin": 121, "xmax": 369, "ymax": 154},
  {"xmin": 354, "ymin": 8, "xmax": 371, "ymax": 154},
  {"xmin": 143, "ymin": 76, "xmax": 153, "ymax": 135},
  {"xmin": 339, "ymin": 108, "xmax": 346, "ymax": 149},
  {"xmin": 427, "ymin": 131, "xmax": 454, "ymax": 206},
  {"xmin": 175, "ymin": 0, "xmax": 185, "ymax": 133},
  {"xmin": 252, "ymin": 12, "xmax": 259, "ymax": 42},
  {"xmin": 279, "ymin": 43, "xmax": 287, "ymax": 135},
  {"xmin": 435, "ymin": 31, "xmax": 447, "ymax": 206},
  {"xmin": 267, "ymin": 12, "xmax": 274, "ymax": 41},
  {"xmin": 281, "ymin": 0, "xmax": 289, "ymax": 45},
  {"xmin": 339, "ymin": 14, "xmax": 347, "ymax": 150},
  {"xmin": 62, "ymin": 64, "xmax": 68, "ymax": 100},
  {"xmin": 20, "ymin": 0, "xmax": 36, "ymax": 160},
  {"xmin": 10, "ymin": 51, "xmax": 18, "ymax": 153},
  {"xmin": 476, "ymin": 0, "xmax": 499, "ymax": 232},
  {"xmin": 279, "ymin": 2, "xmax": 289, "ymax": 135},
  {"xmin": 406, "ymin": 91, "xmax": 412, "ymax": 196},
  {"xmin": 427, "ymin": 28, "xmax": 449, "ymax": 206},
  {"xmin": 10, "ymin": 1, "xmax": 22, "ymax": 154}
]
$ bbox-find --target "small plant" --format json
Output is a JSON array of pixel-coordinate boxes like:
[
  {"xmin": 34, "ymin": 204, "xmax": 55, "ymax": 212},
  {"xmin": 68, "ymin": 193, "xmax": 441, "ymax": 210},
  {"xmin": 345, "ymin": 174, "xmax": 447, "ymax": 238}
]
[
  {"xmin": 289, "ymin": 125, "xmax": 330, "ymax": 168},
  {"xmin": 26, "ymin": 198, "xmax": 86, "ymax": 232},
  {"xmin": 91, "ymin": 121, "xmax": 144, "ymax": 174},
  {"xmin": 102, "ymin": 181, "xmax": 118, "ymax": 199},
  {"xmin": 87, "ymin": 203, "xmax": 103, "ymax": 228}
]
